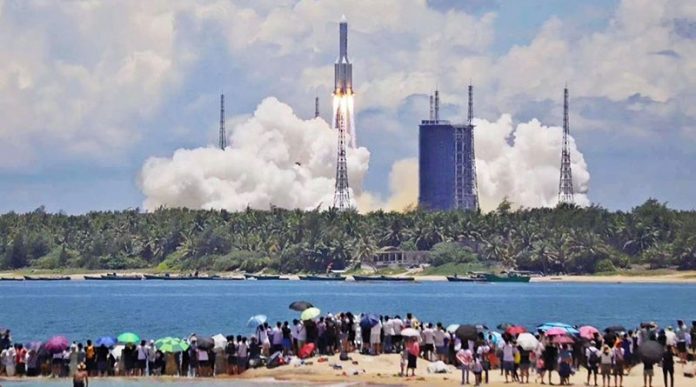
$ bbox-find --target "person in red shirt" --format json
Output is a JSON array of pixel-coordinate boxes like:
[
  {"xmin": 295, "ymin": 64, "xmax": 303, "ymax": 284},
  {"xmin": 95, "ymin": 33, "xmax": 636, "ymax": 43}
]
[
  {"xmin": 15, "ymin": 344, "xmax": 27, "ymax": 376},
  {"xmin": 406, "ymin": 337, "xmax": 420, "ymax": 377}
]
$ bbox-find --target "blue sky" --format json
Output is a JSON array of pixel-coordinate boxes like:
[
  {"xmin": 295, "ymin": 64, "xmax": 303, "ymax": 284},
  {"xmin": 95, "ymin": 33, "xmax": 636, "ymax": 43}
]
[{"xmin": 0, "ymin": 0, "xmax": 694, "ymax": 213}]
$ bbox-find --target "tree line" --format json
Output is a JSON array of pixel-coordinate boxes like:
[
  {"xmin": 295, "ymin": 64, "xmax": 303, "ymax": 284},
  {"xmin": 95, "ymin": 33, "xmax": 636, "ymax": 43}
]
[{"xmin": 0, "ymin": 199, "xmax": 694, "ymax": 274}]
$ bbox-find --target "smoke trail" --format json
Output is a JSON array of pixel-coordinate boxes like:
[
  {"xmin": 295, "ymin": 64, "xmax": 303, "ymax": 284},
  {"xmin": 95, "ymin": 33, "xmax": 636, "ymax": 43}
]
[{"xmin": 139, "ymin": 97, "xmax": 370, "ymax": 211}]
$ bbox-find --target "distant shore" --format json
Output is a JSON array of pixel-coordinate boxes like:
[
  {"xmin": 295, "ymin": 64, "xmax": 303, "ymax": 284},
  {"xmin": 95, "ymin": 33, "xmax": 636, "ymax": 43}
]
[{"xmin": 2, "ymin": 269, "xmax": 696, "ymax": 284}]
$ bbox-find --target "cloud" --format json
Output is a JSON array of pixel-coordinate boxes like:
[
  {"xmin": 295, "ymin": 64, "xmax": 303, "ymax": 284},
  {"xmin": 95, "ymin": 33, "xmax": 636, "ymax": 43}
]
[{"xmin": 139, "ymin": 97, "xmax": 370, "ymax": 211}]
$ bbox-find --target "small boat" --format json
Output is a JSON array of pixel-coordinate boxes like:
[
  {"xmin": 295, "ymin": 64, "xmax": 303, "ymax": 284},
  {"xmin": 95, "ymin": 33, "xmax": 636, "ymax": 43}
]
[
  {"xmin": 0, "ymin": 277, "xmax": 24, "ymax": 281},
  {"xmin": 352, "ymin": 275, "xmax": 415, "ymax": 282},
  {"xmin": 244, "ymin": 274, "xmax": 286, "ymax": 280},
  {"xmin": 84, "ymin": 274, "xmax": 143, "ymax": 280},
  {"xmin": 23, "ymin": 276, "xmax": 71, "ymax": 281},
  {"xmin": 483, "ymin": 273, "xmax": 531, "ymax": 283},
  {"xmin": 143, "ymin": 274, "xmax": 170, "ymax": 280},
  {"xmin": 213, "ymin": 276, "xmax": 245, "ymax": 281},
  {"xmin": 299, "ymin": 274, "xmax": 346, "ymax": 281}
]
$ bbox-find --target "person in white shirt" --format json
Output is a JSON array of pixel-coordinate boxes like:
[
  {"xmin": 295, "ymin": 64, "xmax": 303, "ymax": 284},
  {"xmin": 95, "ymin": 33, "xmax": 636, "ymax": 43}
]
[
  {"xmin": 146, "ymin": 340, "xmax": 156, "ymax": 376},
  {"xmin": 383, "ymin": 316, "xmax": 394, "ymax": 353},
  {"xmin": 501, "ymin": 341, "xmax": 517, "ymax": 383},
  {"xmin": 586, "ymin": 342, "xmax": 600, "ymax": 387},
  {"xmin": 433, "ymin": 323, "xmax": 447, "ymax": 362},
  {"xmin": 371, "ymin": 319, "xmax": 382, "ymax": 355},
  {"xmin": 421, "ymin": 323, "xmax": 435, "ymax": 361},
  {"xmin": 256, "ymin": 323, "xmax": 270, "ymax": 357},
  {"xmin": 392, "ymin": 316, "xmax": 404, "ymax": 352},
  {"xmin": 136, "ymin": 340, "xmax": 147, "ymax": 376},
  {"xmin": 477, "ymin": 343, "xmax": 491, "ymax": 383},
  {"xmin": 236, "ymin": 337, "xmax": 248, "ymax": 373}
]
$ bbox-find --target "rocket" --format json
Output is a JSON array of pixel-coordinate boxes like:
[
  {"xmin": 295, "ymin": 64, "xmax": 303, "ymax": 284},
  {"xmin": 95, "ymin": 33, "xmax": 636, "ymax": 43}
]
[{"xmin": 334, "ymin": 15, "xmax": 352, "ymax": 96}]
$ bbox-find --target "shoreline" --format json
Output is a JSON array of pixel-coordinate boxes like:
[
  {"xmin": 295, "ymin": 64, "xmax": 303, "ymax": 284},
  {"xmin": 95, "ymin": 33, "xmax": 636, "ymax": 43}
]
[{"xmin": 2, "ymin": 270, "xmax": 696, "ymax": 284}]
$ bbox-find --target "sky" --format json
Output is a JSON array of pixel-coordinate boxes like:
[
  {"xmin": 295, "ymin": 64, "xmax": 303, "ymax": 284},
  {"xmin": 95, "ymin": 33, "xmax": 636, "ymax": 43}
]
[{"xmin": 0, "ymin": 0, "xmax": 695, "ymax": 214}]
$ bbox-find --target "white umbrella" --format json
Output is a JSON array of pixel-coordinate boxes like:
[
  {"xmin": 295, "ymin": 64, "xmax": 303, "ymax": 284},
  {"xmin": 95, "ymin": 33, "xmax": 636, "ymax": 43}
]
[
  {"xmin": 401, "ymin": 328, "xmax": 420, "ymax": 337},
  {"xmin": 516, "ymin": 333, "xmax": 539, "ymax": 351},
  {"xmin": 446, "ymin": 324, "xmax": 460, "ymax": 333},
  {"xmin": 212, "ymin": 334, "xmax": 227, "ymax": 349},
  {"xmin": 111, "ymin": 344, "xmax": 124, "ymax": 359}
]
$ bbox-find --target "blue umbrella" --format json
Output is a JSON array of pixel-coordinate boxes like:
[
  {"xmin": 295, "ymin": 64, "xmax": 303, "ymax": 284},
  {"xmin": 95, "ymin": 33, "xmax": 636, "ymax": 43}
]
[
  {"xmin": 360, "ymin": 314, "xmax": 380, "ymax": 329},
  {"xmin": 538, "ymin": 323, "xmax": 579, "ymax": 335},
  {"xmin": 485, "ymin": 331, "xmax": 504, "ymax": 348},
  {"xmin": 96, "ymin": 336, "xmax": 117, "ymax": 347},
  {"xmin": 247, "ymin": 314, "xmax": 267, "ymax": 327}
]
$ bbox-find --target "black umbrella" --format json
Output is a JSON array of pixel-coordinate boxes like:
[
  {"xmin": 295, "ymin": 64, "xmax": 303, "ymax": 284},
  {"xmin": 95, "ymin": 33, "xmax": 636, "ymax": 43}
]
[
  {"xmin": 605, "ymin": 325, "xmax": 626, "ymax": 333},
  {"xmin": 289, "ymin": 301, "xmax": 314, "ymax": 312},
  {"xmin": 639, "ymin": 340, "xmax": 664, "ymax": 363},
  {"xmin": 455, "ymin": 324, "xmax": 479, "ymax": 341},
  {"xmin": 196, "ymin": 337, "xmax": 214, "ymax": 350}
]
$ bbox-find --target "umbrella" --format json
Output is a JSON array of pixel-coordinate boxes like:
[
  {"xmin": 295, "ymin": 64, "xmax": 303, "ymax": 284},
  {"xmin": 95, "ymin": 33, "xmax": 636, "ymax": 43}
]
[
  {"xmin": 579, "ymin": 326, "xmax": 600, "ymax": 340},
  {"xmin": 111, "ymin": 344, "xmax": 124, "ymax": 358},
  {"xmin": 289, "ymin": 301, "xmax": 314, "ymax": 312},
  {"xmin": 155, "ymin": 337, "xmax": 189, "ymax": 353},
  {"xmin": 45, "ymin": 336, "xmax": 69, "ymax": 353},
  {"xmin": 212, "ymin": 334, "xmax": 227, "ymax": 349},
  {"xmin": 446, "ymin": 324, "xmax": 460, "ymax": 333},
  {"xmin": 401, "ymin": 328, "xmax": 420, "ymax": 337},
  {"xmin": 540, "ymin": 325, "xmax": 579, "ymax": 335},
  {"xmin": 96, "ymin": 336, "xmax": 116, "ymax": 347},
  {"xmin": 497, "ymin": 322, "xmax": 514, "ymax": 330},
  {"xmin": 455, "ymin": 325, "xmax": 478, "ymax": 341},
  {"xmin": 486, "ymin": 331, "xmax": 504, "ymax": 348},
  {"xmin": 516, "ymin": 333, "xmax": 539, "ymax": 351},
  {"xmin": 360, "ymin": 314, "xmax": 380, "ymax": 329},
  {"xmin": 247, "ymin": 314, "xmax": 267, "ymax": 327},
  {"xmin": 553, "ymin": 335, "xmax": 575, "ymax": 345},
  {"xmin": 506, "ymin": 325, "xmax": 527, "ymax": 336},
  {"xmin": 544, "ymin": 327, "xmax": 569, "ymax": 336},
  {"xmin": 604, "ymin": 325, "xmax": 626, "ymax": 333},
  {"xmin": 117, "ymin": 332, "xmax": 140, "ymax": 344},
  {"xmin": 300, "ymin": 307, "xmax": 321, "ymax": 321},
  {"xmin": 639, "ymin": 340, "xmax": 663, "ymax": 363},
  {"xmin": 196, "ymin": 337, "xmax": 215, "ymax": 350},
  {"xmin": 475, "ymin": 324, "xmax": 489, "ymax": 332},
  {"xmin": 540, "ymin": 322, "xmax": 574, "ymax": 329}
]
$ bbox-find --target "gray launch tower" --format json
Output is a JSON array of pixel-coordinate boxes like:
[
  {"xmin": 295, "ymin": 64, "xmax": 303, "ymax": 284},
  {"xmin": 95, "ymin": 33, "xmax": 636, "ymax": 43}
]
[
  {"xmin": 558, "ymin": 86, "xmax": 574, "ymax": 204},
  {"xmin": 332, "ymin": 16, "xmax": 353, "ymax": 211}
]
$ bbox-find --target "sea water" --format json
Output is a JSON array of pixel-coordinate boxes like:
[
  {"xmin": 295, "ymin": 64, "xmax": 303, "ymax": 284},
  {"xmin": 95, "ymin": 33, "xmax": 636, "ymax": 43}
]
[{"xmin": 1, "ymin": 280, "xmax": 695, "ymax": 343}]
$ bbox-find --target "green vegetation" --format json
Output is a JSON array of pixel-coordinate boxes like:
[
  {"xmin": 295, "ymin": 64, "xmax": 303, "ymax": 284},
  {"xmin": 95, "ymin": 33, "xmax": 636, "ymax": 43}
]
[{"xmin": 0, "ymin": 199, "xmax": 694, "ymax": 274}]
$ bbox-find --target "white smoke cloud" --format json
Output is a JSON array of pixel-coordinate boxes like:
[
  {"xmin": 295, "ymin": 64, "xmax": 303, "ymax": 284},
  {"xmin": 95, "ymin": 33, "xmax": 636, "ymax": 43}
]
[
  {"xmin": 139, "ymin": 97, "xmax": 370, "ymax": 211},
  {"xmin": 364, "ymin": 115, "xmax": 591, "ymax": 212}
]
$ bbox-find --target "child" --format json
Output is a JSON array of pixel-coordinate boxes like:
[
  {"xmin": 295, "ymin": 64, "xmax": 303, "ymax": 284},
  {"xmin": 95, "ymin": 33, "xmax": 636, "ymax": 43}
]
[
  {"xmin": 559, "ymin": 359, "xmax": 572, "ymax": 385},
  {"xmin": 400, "ymin": 348, "xmax": 407, "ymax": 377},
  {"xmin": 535, "ymin": 356, "xmax": 546, "ymax": 384},
  {"xmin": 472, "ymin": 356, "xmax": 484, "ymax": 386}
]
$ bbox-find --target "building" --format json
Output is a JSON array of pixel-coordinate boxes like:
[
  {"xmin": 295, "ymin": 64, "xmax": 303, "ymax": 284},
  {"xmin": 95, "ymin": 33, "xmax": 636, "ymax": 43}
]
[
  {"xmin": 418, "ymin": 87, "xmax": 478, "ymax": 211},
  {"xmin": 365, "ymin": 246, "xmax": 431, "ymax": 268}
]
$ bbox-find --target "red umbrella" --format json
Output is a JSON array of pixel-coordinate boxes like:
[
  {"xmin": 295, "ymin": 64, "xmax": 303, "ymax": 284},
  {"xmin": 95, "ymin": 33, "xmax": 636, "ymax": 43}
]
[
  {"xmin": 579, "ymin": 325, "xmax": 599, "ymax": 340},
  {"xmin": 45, "ymin": 336, "xmax": 69, "ymax": 353},
  {"xmin": 552, "ymin": 335, "xmax": 575, "ymax": 345},
  {"xmin": 506, "ymin": 325, "xmax": 527, "ymax": 336}
]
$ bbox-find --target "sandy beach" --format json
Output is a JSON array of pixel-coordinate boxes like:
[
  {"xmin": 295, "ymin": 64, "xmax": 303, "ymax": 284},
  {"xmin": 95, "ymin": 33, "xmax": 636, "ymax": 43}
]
[{"xmin": 3, "ymin": 270, "xmax": 696, "ymax": 284}]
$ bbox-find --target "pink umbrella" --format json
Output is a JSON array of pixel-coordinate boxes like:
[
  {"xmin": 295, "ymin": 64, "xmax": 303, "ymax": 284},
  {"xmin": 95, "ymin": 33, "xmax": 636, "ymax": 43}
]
[
  {"xmin": 545, "ymin": 327, "xmax": 568, "ymax": 336},
  {"xmin": 553, "ymin": 335, "xmax": 575, "ymax": 344},
  {"xmin": 579, "ymin": 325, "xmax": 599, "ymax": 340},
  {"xmin": 45, "ymin": 336, "xmax": 69, "ymax": 353}
]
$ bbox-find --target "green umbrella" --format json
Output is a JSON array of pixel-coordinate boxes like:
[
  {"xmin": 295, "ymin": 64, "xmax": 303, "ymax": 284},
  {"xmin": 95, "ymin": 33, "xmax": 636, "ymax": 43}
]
[
  {"xmin": 117, "ymin": 332, "xmax": 141, "ymax": 344},
  {"xmin": 155, "ymin": 337, "xmax": 190, "ymax": 353},
  {"xmin": 300, "ymin": 307, "xmax": 320, "ymax": 321}
]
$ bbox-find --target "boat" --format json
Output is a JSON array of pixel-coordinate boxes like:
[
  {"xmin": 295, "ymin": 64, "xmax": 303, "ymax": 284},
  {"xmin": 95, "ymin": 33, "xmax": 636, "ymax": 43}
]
[
  {"xmin": 143, "ymin": 274, "xmax": 170, "ymax": 280},
  {"xmin": 84, "ymin": 274, "xmax": 143, "ymax": 280},
  {"xmin": 0, "ymin": 277, "xmax": 24, "ymax": 281},
  {"xmin": 213, "ymin": 276, "xmax": 245, "ymax": 281},
  {"xmin": 299, "ymin": 274, "xmax": 346, "ymax": 281},
  {"xmin": 352, "ymin": 275, "xmax": 415, "ymax": 282},
  {"xmin": 483, "ymin": 273, "xmax": 531, "ymax": 283},
  {"xmin": 244, "ymin": 274, "xmax": 286, "ymax": 280},
  {"xmin": 23, "ymin": 276, "xmax": 71, "ymax": 281}
]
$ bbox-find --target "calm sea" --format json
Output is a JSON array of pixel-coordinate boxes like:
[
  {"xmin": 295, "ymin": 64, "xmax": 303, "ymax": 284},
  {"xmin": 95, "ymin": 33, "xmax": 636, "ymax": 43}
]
[{"xmin": 1, "ymin": 280, "xmax": 695, "ymax": 344}]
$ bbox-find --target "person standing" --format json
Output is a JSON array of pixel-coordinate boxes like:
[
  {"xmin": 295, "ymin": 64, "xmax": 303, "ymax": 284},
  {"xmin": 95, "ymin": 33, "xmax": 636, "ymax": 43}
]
[
  {"xmin": 433, "ymin": 323, "xmax": 447, "ymax": 363},
  {"xmin": 371, "ymin": 318, "xmax": 383, "ymax": 355},
  {"xmin": 383, "ymin": 316, "xmax": 394, "ymax": 354},
  {"xmin": 392, "ymin": 315, "xmax": 404, "ymax": 352},
  {"xmin": 136, "ymin": 340, "xmax": 147, "ymax": 376},
  {"xmin": 14, "ymin": 344, "xmax": 26, "ymax": 376},
  {"xmin": 600, "ymin": 345, "xmax": 614, "ymax": 387},
  {"xmin": 84, "ymin": 340, "xmax": 95, "ymax": 376},
  {"xmin": 613, "ymin": 340, "xmax": 625, "ymax": 387},
  {"xmin": 406, "ymin": 336, "xmax": 419, "ymax": 377},
  {"xmin": 73, "ymin": 363, "xmax": 89, "ymax": 387},
  {"xmin": 662, "ymin": 345, "xmax": 674, "ymax": 387},
  {"xmin": 69, "ymin": 345, "xmax": 79, "ymax": 376},
  {"xmin": 518, "ymin": 344, "xmax": 531, "ymax": 384},
  {"xmin": 421, "ymin": 323, "xmax": 435, "ymax": 361},
  {"xmin": 237, "ymin": 337, "xmax": 248, "ymax": 374},
  {"xmin": 543, "ymin": 338, "xmax": 558, "ymax": 385},
  {"xmin": 456, "ymin": 345, "xmax": 473, "ymax": 384},
  {"xmin": 676, "ymin": 320, "xmax": 688, "ymax": 365},
  {"xmin": 95, "ymin": 344, "xmax": 108, "ymax": 376},
  {"xmin": 643, "ymin": 356, "xmax": 655, "ymax": 387},
  {"xmin": 146, "ymin": 340, "xmax": 156, "ymax": 376},
  {"xmin": 501, "ymin": 340, "xmax": 516, "ymax": 383}
]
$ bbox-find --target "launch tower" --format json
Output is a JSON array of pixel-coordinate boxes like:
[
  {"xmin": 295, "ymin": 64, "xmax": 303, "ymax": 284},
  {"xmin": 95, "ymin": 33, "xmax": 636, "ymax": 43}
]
[{"xmin": 558, "ymin": 86, "xmax": 574, "ymax": 204}]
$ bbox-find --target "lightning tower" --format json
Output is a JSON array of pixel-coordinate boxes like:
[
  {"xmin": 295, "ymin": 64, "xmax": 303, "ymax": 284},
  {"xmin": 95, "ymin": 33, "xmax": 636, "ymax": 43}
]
[
  {"xmin": 219, "ymin": 93, "xmax": 226, "ymax": 150},
  {"xmin": 332, "ymin": 16, "xmax": 354, "ymax": 211},
  {"xmin": 558, "ymin": 86, "xmax": 574, "ymax": 204}
]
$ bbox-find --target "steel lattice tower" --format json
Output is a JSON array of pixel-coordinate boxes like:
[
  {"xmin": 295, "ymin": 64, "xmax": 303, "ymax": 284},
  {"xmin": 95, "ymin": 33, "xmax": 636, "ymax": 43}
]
[
  {"xmin": 315, "ymin": 96, "xmax": 320, "ymax": 119},
  {"xmin": 466, "ymin": 84, "xmax": 479, "ymax": 210},
  {"xmin": 558, "ymin": 86, "xmax": 574, "ymax": 204},
  {"xmin": 333, "ymin": 110, "xmax": 351, "ymax": 210},
  {"xmin": 453, "ymin": 84, "xmax": 479, "ymax": 210},
  {"xmin": 219, "ymin": 93, "xmax": 226, "ymax": 150}
]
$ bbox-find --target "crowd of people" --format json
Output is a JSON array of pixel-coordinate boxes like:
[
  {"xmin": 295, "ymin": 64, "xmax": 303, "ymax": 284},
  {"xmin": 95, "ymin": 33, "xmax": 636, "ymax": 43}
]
[{"xmin": 0, "ymin": 316, "xmax": 695, "ymax": 387}]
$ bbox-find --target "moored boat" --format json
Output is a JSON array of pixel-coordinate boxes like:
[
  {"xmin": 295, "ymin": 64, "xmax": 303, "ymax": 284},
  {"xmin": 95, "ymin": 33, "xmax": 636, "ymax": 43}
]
[
  {"xmin": 299, "ymin": 274, "xmax": 346, "ymax": 281},
  {"xmin": 352, "ymin": 275, "xmax": 415, "ymax": 282},
  {"xmin": 84, "ymin": 274, "xmax": 143, "ymax": 280},
  {"xmin": 483, "ymin": 273, "xmax": 531, "ymax": 283},
  {"xmin": 0, "ymin": 277, "xmax": 24, "ymax": 281},
  {"xmin": 23, "ymin": 276, "xmax": 71, "ymax": 281},
  {"xmin": 244, "ymin": 274, "xmax": 286, "ymax": 280}
]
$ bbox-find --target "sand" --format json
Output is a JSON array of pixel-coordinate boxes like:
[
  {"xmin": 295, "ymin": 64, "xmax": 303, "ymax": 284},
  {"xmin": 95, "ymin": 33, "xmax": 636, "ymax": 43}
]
[{"xmin": 237, "ymin": 352, "xmax": 695, "ymax": 386}]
